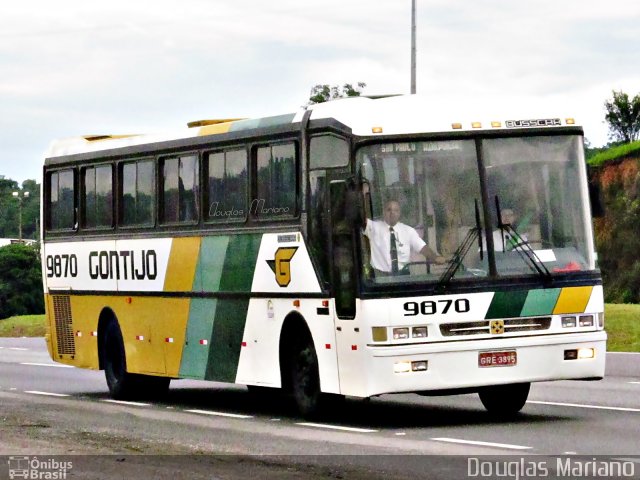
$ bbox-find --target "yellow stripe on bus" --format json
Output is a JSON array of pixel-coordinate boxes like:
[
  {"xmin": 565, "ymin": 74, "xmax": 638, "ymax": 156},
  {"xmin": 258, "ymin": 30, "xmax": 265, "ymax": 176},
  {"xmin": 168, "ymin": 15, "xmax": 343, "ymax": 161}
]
[
  {"xmin": 552, "ymin": 286, "xmax": 594, "ymax": 314},
  {"xmin": 197, "ymin": 122, "xmax": 235, "ymax": 136},
  {"xmin": 164, "ymin": 237, "xmax": 202, "ymax": 292}
]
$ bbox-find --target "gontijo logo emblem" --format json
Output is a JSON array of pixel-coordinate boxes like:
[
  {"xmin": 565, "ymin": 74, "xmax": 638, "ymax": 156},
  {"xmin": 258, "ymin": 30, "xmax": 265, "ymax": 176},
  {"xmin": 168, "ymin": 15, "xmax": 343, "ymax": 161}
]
[{"xmin": 267, "ymin": 247, "xmax": 298, "ymax": 287}]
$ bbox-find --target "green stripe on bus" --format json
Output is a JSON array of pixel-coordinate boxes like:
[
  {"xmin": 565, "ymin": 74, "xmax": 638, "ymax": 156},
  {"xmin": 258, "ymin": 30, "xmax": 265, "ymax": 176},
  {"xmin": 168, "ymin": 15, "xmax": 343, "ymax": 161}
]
[
  {"xmin": 179, "ymin": 298, "xmax": 217, "ymax": 379},
  {"xmin": 520, "ymin": 288, "xmax": 561, "ymax": 316},
  {"xmin": 193, "ymin": 236, "xmax": 230, "ymax": 291},
  {"xmin": 485, "ymin": 290, "xmax": 528, "ymax": 319},
  {"xmin": 218, "ymin": 234, "xmax": 262, "ymax": 292},
  {"xmin": 205, "ymin": 298, "xmax": 250, "ymax": 382},
  {"xmin": 205, "ymin": 234, "xmax": 262, "ymax": 382}
]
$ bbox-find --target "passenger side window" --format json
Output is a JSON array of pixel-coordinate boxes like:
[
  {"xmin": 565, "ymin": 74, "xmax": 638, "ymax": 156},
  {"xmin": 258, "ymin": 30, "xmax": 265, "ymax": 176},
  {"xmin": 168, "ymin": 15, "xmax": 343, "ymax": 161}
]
[
  {"xmin": 83, "ymin": 165, "xmax": 113, "ymax": 229},
  {"xmin": 310, "ymin": 135, "xmax": 349, "ymax": 169},
  {"xmin": 120, "ymin": 159, "xmax": 155, "ymax": 227},
  {"xmin": 254, "ymin": 143, "xmax": 297, "ymax": 218},
  {"xmin": 206, "ymin": 149, "xmax": 247, "ymax": 222},
  {"xmin": 161, "ymin": 154, "xmax": 199, "ymax": 223},
  {"xmin": 47, "ymin": 169, "xmax": 76, "ymax": 231}
]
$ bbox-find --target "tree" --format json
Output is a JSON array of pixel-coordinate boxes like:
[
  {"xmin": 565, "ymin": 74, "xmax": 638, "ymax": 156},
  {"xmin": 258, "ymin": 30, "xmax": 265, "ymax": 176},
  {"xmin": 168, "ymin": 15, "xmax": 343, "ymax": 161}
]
[
  {"xmin": 0, "ymin": 243, "xmax": 44, "ymax": 319},
  {"xmin": 307, "ymin": 82, "xmax": 367, "ymax": 105},
  {"xmin": 604, "ymin": 90, "xmax": 640, "ymax": 144}
]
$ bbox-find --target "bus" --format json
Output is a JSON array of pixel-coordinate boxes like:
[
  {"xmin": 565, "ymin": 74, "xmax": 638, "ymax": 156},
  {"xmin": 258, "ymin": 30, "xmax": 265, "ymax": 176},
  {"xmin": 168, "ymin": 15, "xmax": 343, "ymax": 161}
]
[{"xmin": 41, "ymin": 95, "xmax": 606, "ymax": 417}]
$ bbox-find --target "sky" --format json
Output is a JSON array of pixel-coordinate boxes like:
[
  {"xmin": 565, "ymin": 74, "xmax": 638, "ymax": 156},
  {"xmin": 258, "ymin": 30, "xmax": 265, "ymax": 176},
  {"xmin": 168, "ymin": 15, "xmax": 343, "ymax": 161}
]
[{"xmin": 1, "ymin": 0, "xmax": 640, "ymax": 184}]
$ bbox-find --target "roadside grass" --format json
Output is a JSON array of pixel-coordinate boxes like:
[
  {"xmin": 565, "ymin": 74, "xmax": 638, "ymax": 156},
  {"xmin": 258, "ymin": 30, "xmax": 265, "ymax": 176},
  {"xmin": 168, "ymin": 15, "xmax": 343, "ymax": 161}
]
[
  {"xmin": 0, "ymin": 314, "xmax": 46, "ymax": 337},
  {"xmin": 604, "ymin": 303, "xmax": 640, "ymax": 352},
  {"xmin": 0, "ymin": 304, "xmax": 638, "ymax": 352}
]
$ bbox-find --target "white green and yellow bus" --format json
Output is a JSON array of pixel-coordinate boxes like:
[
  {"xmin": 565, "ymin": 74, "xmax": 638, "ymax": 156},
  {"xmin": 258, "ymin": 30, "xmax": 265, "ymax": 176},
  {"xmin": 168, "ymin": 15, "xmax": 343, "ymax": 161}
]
[{"xmin": 42, "ymin": 95, "xmax": 606, "ymax": 417}]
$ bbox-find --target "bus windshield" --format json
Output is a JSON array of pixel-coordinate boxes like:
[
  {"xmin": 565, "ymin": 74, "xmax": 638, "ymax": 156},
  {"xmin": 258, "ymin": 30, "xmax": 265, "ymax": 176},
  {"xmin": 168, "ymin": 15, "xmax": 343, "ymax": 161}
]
[{"xmin": 357, "ymin": 135, "xmax": 593, "ymax": 285}]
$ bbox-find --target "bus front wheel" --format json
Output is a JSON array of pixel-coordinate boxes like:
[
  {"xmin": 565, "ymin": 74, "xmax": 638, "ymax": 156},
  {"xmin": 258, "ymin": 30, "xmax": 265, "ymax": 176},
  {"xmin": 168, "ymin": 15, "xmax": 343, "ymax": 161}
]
[
  {"xmin": 478, "ymin": 382, "xmax": 530, "ymax": 416},
  {"xmin": 290, "ymin": 337, "xmax": 323, "ymax": 418}
]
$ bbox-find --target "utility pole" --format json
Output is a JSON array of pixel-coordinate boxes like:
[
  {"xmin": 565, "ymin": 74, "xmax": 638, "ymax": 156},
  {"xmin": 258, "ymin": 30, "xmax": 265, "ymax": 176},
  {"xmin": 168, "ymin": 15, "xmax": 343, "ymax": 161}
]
[
  {"xmin": 12, "ymin": 190, "xmax": 29, "ymax": 241},
  {"xmin": 411, "ymin": 0, "xmax": 417, "ymax": 94}
]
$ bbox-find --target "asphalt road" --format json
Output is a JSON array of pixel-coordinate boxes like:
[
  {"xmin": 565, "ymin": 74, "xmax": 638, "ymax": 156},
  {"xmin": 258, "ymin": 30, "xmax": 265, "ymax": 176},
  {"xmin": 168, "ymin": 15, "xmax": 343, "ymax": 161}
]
[{"xmin": 1, "ymin": 337, "xmax": 639, "ymax": 479}]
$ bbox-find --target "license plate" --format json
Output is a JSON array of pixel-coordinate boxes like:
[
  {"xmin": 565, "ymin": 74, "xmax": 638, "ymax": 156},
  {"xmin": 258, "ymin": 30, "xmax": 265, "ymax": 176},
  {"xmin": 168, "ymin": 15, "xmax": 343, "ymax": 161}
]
[{"xmin": 478, "ymin": 350, "xmax": 517, "ymax": 368}]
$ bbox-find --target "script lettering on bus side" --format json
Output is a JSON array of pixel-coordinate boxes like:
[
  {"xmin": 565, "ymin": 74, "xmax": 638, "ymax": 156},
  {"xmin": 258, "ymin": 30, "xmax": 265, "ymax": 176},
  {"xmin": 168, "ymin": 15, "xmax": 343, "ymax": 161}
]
[
  {"xmin": 403, "ymin": 298, "xmax": 470, "ymax": 316},
  {"xmin": 88, "ymin": 250, "xmax": 158, "ymax": 280}
]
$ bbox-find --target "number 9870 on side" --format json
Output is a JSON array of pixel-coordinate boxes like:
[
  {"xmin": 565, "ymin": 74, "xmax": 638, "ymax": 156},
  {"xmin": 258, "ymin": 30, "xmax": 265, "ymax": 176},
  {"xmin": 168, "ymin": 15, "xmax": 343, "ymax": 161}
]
[
  {"xmin": 45, "ymin": 254, "xmax": 78, "ymax": 278},
  {"xmin": 403, "ymin": 298, "xmax": 470, "ymax": 316}
]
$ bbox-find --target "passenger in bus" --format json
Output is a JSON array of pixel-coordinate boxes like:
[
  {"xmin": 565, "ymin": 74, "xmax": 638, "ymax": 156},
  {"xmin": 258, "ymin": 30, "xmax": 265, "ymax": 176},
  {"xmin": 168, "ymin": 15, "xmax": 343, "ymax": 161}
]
[
  {"xmin": 364, "ymin": 199, "xmax": 445, "ymax": 276},
  {"xmin": 487, "ymin": 208, "xmax": 529, "ymax": 252}
]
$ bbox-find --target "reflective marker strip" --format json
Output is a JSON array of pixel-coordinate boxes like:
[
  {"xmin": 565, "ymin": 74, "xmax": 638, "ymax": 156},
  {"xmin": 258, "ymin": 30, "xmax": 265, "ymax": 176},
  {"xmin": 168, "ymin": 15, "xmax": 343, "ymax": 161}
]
[
  {"xmin": 200, "ymin": 339, "xmax": 208, "ymax": 345},
  {"xmin": 165, "ymin": 337, "xmax": 174, "ymax": 343},
  {"xmin": 185, "ymin": 409, "xmax": 253, "ymax": 419},
  {"xmin": 25, "ymin": 391, "xmax": 70, "ymax": 397},
  {"xmin": 431, "ymin": 437, "xmax": 531, "ymax": 450},
  {"xmin": 136, "ymin": 335, "xmax": 144, "ymax": 341},
  {"xmin": 528, "ymin": 400, "xmax": 640, "ymax": 413},
  {"xmin": 296, "ymin": 422, "xmax": 378, "ymax": 433}
]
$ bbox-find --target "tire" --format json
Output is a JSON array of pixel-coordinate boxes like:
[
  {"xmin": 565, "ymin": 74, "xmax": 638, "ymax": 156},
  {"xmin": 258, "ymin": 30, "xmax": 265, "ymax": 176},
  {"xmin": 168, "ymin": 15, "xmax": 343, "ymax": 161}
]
[
  {"xmin": 290, "ymin": 336, "xmax": 323, "ymax": 418},
  {"xmin": 103, "ymin": 320, "xmax": 170, "ymax": 400},
  {"xmin": 478, "ymin": 382, "xmax": 530, "ymax": 416},
  {"xmin": 103, "ymin": 320, "xmax": 136, "ymax": 399}
]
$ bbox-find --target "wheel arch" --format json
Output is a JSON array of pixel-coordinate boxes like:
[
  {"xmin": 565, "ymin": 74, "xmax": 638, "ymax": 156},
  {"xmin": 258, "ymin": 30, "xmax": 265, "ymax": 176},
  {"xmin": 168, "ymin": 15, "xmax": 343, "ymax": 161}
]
[{"xmin": 278, "ymin": 311, "xmax": 313, "ymax": 392}]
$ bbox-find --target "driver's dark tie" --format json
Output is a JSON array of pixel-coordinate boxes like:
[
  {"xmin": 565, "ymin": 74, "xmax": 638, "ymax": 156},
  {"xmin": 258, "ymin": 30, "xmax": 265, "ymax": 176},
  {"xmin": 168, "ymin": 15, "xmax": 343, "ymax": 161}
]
[{"xmin": 390, "ymin": 227, "xmax": 399, "ymax": 274}]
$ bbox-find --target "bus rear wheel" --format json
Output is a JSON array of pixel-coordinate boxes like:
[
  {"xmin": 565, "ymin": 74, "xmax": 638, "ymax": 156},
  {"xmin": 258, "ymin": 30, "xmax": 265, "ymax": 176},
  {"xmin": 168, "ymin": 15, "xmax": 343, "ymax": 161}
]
[
  {"xmin": 478, "ymin": 382, "xmax": 530, "ymax": 416},
  {"xmin": 103, "ymin": 320, "xmax": 136, "ymax": 399},
  {"xmin": 103, "ymin": 320, "xmax": 170, "ymax": 399}
]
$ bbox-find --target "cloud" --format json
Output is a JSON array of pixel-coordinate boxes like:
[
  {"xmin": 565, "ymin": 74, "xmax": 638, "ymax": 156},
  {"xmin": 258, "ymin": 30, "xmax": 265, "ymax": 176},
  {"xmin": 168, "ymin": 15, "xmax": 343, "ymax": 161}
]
[{"xmin": 1, "ymin": 0, "xmax": 639, "ymax": 182}]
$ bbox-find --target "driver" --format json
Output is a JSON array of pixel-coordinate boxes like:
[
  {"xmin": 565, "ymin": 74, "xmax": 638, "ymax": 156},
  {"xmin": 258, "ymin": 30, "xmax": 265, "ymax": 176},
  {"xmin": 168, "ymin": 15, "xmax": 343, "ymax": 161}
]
[{"xmin": 364, "ymin": 199, "xmax": 445, "ymax": 276}]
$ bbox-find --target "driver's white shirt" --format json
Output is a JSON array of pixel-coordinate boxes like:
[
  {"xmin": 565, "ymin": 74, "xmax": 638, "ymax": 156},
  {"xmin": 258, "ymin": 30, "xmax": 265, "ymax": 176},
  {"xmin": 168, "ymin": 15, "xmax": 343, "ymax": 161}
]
[{"xmin": 363, "ymin": 219, "xmax": 426, "ymax": 272}]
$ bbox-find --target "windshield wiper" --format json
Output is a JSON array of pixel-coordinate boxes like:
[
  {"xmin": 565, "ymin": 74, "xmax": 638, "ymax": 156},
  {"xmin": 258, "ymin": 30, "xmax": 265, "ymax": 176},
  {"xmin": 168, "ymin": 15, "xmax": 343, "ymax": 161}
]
[
  {"xmin": 495, "ymin": 196, "xmax": 551, "ymax": 280},
  {"xmin": 438, "ymin": 200, "xmax": 482, "ymax": 287}
]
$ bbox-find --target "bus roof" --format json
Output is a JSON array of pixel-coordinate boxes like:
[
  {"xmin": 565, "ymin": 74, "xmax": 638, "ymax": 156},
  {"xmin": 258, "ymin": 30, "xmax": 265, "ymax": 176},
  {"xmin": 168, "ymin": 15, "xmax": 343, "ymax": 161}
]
[{"xmin": 45, "ymin": 95, "xmax": 582, "ymax": 159}]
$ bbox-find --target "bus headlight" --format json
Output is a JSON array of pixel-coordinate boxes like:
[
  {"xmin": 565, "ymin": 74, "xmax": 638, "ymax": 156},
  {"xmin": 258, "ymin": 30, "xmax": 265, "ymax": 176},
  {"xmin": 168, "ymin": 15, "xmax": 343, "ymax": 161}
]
[
  {"xmin": 394, "ymin": 361, "xmax": 411, "ymax": 373},
  {"xmin": 578, "ymin": 348, "xmax": 595, "ymax": 359},
  {"xmin": 412, "ymin": 327, "xmax": 428, "ymax": 338},
  {"xmin": 561, "ymin": 316, "xmax": 576, "ymax": 328},
  {"xmin": 393, "ymin": 327, "xmax": 410, "ymax": 340},
  {"xmin": 579, "ymin": 315, "xmax": 594, "ymax": 327}
]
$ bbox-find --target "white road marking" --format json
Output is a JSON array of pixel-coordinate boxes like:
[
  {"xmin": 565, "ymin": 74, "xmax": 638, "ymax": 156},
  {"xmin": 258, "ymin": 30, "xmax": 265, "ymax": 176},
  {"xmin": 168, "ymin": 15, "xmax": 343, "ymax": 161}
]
[
  {"xmin": 395, "ymin": 432, "xmax": 407, "ymax": 436},
  {"xmin": 296, "ymin": 422, "xmax": 378, "ymax": 433},
  {"xmin": 25, "ymin": 390, "xmax": 70, "ymax": 397},
  {"xmin": 431, "ymin": 437, "xmax": 532, "ymax": 450},
  {"xmin": 528, "ymin": 400, "xmax": 640, "ymax": 413},
  {"xmin": 185, "ymin": 409, "xmax": 253, "ymax": 419},
  {"xmin": 102, "ymin": 399, "xmax": 151, "ymax": 407},
  {"xmin": 629, "ymin": 382, "xmax": 640, "ymax": 385},
  {"xmin": 20, "ymin": 362, "xmax": 73, "ymax": 368},
  {"xmin": 8, "ymin": 347, "xmax": 28, "ymax": 351}
]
